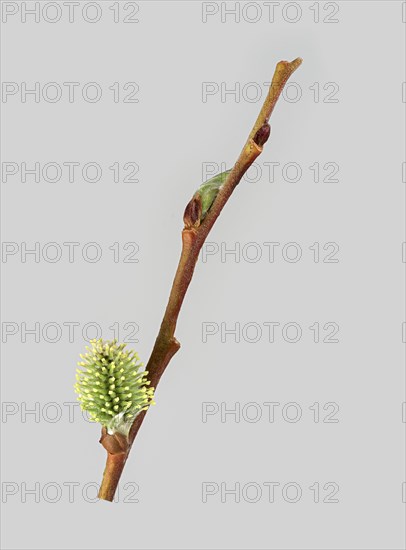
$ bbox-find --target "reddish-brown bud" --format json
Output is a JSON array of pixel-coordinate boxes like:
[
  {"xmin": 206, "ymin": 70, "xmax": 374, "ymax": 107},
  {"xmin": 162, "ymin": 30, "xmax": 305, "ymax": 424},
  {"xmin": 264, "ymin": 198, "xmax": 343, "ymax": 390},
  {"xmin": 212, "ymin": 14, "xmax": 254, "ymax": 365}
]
[
  {"xmin": 253, "ymin": 123, "xmax": 271, "ymax": 147},
  {"xmin": 183, "ymin": 192, "xmax": 202, "ymax": 229}
]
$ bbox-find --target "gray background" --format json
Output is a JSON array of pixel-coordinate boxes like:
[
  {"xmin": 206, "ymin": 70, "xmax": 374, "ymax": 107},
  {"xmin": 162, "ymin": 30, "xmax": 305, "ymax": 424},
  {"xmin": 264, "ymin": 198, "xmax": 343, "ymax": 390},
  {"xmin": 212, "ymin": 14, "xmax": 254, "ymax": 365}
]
[{"xmin": 1, "ymin": 1, "xmax": 405, "ymax": 549}]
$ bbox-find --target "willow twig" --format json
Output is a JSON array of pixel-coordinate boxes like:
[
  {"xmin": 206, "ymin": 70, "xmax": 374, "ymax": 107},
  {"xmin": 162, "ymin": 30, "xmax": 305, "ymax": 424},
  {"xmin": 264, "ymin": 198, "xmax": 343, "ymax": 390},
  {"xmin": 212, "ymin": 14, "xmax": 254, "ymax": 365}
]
[{"xmin": 98, "ymin": 57, "xmax": 302, "ymax": 501}]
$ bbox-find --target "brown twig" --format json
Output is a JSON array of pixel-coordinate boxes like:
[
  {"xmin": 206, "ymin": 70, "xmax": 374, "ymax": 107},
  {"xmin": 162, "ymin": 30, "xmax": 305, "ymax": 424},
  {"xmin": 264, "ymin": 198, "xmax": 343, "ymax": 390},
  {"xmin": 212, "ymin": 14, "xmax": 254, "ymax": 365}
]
[{"xmin": 98, "ymin": 57, "xmax": 302, "ymax": 501}]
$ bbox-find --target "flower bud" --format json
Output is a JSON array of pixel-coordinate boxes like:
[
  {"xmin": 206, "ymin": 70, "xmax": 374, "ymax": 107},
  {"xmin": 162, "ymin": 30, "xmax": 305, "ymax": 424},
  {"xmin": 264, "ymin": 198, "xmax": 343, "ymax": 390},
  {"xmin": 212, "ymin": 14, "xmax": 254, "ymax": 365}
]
[
  {"xmin": 184, "ymin": 170, "xmax": 231, "ymax": 228},
  {"xmin": 183, "ymin": 193, "xmax": 202, "ymax": 229},
  {"xmin": 253, "ymin": 123, "xmax": 271, "ymax": 147}
]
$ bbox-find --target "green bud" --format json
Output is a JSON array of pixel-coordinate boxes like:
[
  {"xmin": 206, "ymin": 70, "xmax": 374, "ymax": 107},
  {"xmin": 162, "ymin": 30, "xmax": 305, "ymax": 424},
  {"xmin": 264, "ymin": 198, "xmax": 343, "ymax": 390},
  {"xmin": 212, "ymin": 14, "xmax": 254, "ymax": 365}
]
[
  {"xmin": 184, "ymin": 170, "xmax": 231, "ymax": 228},
  {"xmin": 74, "ymin": 339, "xmax": 155, "ymax": 436},
  {"xmin": 198, "ymin": 169, "xmax": 231, "ymax": 219}
]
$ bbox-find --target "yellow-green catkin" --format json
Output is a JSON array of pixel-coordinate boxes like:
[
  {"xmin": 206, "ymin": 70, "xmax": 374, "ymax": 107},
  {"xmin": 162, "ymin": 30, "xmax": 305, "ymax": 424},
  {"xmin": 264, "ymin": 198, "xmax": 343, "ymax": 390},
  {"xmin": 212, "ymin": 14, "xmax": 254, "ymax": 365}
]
[{"xmin": 74, "ymin": 339, "xmax": 155, "ymax": 435}]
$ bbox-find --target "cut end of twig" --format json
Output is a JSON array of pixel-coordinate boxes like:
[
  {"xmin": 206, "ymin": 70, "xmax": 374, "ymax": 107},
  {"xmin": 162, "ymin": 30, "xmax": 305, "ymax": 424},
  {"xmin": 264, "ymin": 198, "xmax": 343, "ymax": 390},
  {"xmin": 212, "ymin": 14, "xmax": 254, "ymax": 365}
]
[
  {"xmin": 289, "ymin": 57, "xmax": 303, "ymax": 69},
  {"xmin": 98, "ymin": 451, "xmax": 128, "ymax": 502},
  {"xmin": 278, "ymin": 57, "xmax": 303, "ymax": 72},
  {"xmin": 253, "ymin": 123, "xmax": 271, "ymax": 147}
]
